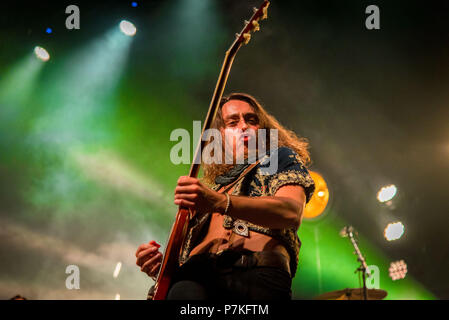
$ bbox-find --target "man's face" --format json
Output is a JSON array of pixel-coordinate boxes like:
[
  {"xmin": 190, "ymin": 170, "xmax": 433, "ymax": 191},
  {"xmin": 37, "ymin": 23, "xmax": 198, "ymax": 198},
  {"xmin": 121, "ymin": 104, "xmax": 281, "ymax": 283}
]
[{"xmin": 220, "ymin": 99, "xmax": 260, "ymax": 162}]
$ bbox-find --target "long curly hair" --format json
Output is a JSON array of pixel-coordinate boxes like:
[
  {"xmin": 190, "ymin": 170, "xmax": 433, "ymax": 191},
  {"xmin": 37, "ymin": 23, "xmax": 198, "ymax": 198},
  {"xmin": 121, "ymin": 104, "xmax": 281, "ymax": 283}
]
[{"xmin": 201, "ymin": 92, "xmax": 311, "ymax": 185}]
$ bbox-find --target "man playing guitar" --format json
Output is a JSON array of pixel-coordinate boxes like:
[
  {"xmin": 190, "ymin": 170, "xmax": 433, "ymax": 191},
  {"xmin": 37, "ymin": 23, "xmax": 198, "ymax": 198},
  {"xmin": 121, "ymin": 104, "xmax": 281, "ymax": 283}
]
[{"xmin": 136, "ymin": 93, "xmax": 315, "ymax": 300}]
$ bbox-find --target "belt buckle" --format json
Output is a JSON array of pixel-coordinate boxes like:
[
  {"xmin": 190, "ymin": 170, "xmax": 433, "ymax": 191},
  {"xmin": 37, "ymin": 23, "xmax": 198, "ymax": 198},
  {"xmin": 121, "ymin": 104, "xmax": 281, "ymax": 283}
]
[{"xmin": 233, "ymin": 220, "xmax": 249, "ymax": 237}]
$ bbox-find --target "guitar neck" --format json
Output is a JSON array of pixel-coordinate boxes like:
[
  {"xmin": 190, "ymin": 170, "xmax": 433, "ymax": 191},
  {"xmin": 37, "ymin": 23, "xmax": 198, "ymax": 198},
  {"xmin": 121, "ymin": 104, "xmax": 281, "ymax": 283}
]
[
  {"xmin": 189, "ymin": 44, "xmax": 242, "ymax": 178},
  {"xmin": 189, "ymin": 0, "xmax": 270, "ymax": 178}
]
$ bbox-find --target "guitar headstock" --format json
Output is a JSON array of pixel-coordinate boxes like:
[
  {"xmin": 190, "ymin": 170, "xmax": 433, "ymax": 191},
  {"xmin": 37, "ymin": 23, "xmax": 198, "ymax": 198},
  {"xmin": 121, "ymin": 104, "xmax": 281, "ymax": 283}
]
[{"xmin": 233, "ymin": 1, "xmax": 270, "ymax": 48}]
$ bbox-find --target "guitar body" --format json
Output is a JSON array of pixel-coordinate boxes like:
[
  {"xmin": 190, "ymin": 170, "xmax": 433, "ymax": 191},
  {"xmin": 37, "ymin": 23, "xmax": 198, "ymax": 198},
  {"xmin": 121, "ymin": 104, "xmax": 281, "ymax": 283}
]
[
  {"xmin": 151, "ymin": 0, "xmax": 270, "ymax": 300},
  {"xmin": 152, "ymin": 207, "xmax": 192, "ymax": 300}
]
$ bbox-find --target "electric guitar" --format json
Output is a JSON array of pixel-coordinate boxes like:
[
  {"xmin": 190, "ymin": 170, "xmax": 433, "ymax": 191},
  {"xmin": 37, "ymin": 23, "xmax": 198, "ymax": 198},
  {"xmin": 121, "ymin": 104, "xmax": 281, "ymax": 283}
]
[{"xmin": 152, "ymin": 0, "xmax": 271, "ymax": 300}]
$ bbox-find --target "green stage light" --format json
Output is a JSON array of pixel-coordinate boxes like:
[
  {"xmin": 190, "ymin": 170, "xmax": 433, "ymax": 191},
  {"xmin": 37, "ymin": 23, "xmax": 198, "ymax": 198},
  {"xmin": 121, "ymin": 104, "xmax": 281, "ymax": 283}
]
[
  {"xmin": 0, "ymin": 53, "xmax": 45, "ymax": 134},
  {"xmin": 22, "ymin": 25, "xmax": 136, "ymax": 218},
  {"xmin": 29, "ymin": 26, "xmax": 133, "ymax": 148},
  {"xmin": 0, "ymin": 54, "xmax": 45, "ymax": 104}
]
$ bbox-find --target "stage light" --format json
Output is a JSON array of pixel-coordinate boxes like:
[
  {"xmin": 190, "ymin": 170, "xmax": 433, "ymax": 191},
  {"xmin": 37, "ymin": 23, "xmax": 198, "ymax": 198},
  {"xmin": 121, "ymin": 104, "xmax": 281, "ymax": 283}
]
[
  {"xmin": 0, "ymin": 54, "xmax": 45, "ymax": 107},
  {"xmin": 131, "ymin": 1, "xmax": 138, "ymax": 7},
  {"xmin": 28, "ymin": 23, "xmax": 135, "ymax": 151},
  {"xmin": 115, "ymin": 293, "xmax": 121, "ymax": 300},
  {"xmin": 46, "ymin": 27, "xmax": 52, "ymax": 34},
  {"xmin": 377, "ymin": 184, "xmax": 397, "ymax": 203},
  {"xmin": 119, "ymin": 20, "xmax": 137, "ymax": 36},
  {"xmin": 384, "ymin": 222, "xmax": 405, "ymax": 241},
  {"xmin": 113, "ymin": 262, "xmax": 122, "ymax": 278},
  {"xmin": 34, "ymin": 46, "xmax": 50, "ymax": 62},
  {"xmin": 303, "ymin": 171, "xmax": 329, "ymax": 219},
  {"xmin": 389, "ymin": 260, "xmax": 408, "ymax": 280}
]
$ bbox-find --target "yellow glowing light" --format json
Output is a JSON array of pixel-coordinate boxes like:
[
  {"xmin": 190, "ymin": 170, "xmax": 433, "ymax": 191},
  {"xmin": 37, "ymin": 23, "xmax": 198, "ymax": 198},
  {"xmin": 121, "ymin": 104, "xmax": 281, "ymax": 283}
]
[
  {"xmin": 384, "ymin": 222, "xmax": 405, "ymax": 241},
  {"xmin": 377, "ymin": 184, "xmax": 397, "ymax": 202},
  {"xmin": 119, "ymin": 20, "xmax": 137, "ymax": 36},
  {"xmin": 34, "ymin": 46, "xmax": 50, "ymax": 61},
  {"xmin": 303, "ymin": 171, "xmax": 329, "ymax": 219},
  {"xmin": 115, "ymin": 293, "xmax": 120, "ymax": 300}
]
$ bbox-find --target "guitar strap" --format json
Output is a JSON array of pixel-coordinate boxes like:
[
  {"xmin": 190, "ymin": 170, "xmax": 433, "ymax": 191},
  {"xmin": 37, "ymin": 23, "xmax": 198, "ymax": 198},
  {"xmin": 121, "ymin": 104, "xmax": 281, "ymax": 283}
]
[
  {"xmin": 220, "ymin": 159, "xmax": 262, "ymax": 194},
  {"xmin": 179, "ymin": 159, "xmax": 262, "ymax": 263},
  {"xmin": 217, "ymin": 159, "xmax": 262, "ymax": 237},
  {"xmin": 189, "ymin": 159, "xmax": 261, "ymax": 224}
]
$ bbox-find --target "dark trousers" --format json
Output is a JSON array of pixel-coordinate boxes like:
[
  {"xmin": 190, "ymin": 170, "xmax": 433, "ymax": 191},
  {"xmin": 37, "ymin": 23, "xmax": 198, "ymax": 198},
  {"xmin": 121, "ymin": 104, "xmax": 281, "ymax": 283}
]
[{"xmin": 166, "ymin": 251, "xmax": 292, "ymax": 300}]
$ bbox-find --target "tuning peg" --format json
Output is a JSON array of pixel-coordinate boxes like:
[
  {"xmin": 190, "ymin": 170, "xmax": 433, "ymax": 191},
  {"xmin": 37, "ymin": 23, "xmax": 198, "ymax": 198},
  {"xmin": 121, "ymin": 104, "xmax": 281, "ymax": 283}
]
[
  {"xmin": 243, "ymin": 32, "xmax": 251, "ymax": 45},
  {"xmin": 244, "ymin": 20, "xmax": 250, "ymax": 25},
  {"xmin": 262, "ymin": 2, "xmax": 270, "ymax": 20},
  {"xmin": 252, "ymin": 20, "xmax": 260, "ymax": 31},
  {"xmin": 235, "ymin": 33, "xmax": 240, "ymax": 38},
  {"xmin": 253, "ymin": 7, "xmax": 258, "ymax": 13}
]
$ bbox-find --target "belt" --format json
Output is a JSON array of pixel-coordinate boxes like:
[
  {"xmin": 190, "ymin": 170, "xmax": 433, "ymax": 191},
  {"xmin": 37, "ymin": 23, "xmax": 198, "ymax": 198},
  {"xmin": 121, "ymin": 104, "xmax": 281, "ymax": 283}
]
[{"xmin": 210, "ymin": 250, "xmax": 291, "ymax": 277}]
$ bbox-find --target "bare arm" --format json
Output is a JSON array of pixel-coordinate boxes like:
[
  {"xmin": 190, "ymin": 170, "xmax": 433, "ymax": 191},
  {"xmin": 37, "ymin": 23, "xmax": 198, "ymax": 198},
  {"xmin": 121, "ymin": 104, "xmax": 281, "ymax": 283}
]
[{"xmin": 174, "ymin": 177, "xmax": 306, "ymax": 229}]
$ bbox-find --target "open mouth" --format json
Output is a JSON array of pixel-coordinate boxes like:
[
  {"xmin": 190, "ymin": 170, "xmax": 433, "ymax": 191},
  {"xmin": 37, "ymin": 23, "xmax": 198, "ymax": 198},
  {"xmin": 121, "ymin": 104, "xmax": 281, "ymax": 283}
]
[{"xmin": 240, "ymin": 133, "xmax": 253, "ymax": 143}]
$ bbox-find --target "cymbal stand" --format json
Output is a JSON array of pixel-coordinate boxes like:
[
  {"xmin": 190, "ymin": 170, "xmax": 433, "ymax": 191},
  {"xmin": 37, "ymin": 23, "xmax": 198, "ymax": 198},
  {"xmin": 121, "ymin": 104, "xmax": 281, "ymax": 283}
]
[{"xmin": 341, "ymin": 226, "xmax": 371, "ymax": 300}]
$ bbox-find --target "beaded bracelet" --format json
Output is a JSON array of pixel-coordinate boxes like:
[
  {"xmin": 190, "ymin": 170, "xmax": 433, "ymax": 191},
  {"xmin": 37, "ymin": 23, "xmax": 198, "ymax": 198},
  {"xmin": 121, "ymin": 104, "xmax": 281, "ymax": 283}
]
[{"xmin": 223, "ymin": 193, "xmax": 231, "ymax": 214}]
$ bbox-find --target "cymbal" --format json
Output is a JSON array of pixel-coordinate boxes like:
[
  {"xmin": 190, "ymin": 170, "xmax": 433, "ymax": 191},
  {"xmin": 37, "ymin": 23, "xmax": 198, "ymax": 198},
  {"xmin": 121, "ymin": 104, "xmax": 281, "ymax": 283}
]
[{"xmin": 315, "ymin": 288, "xmax": 388, "ymax": 300}]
